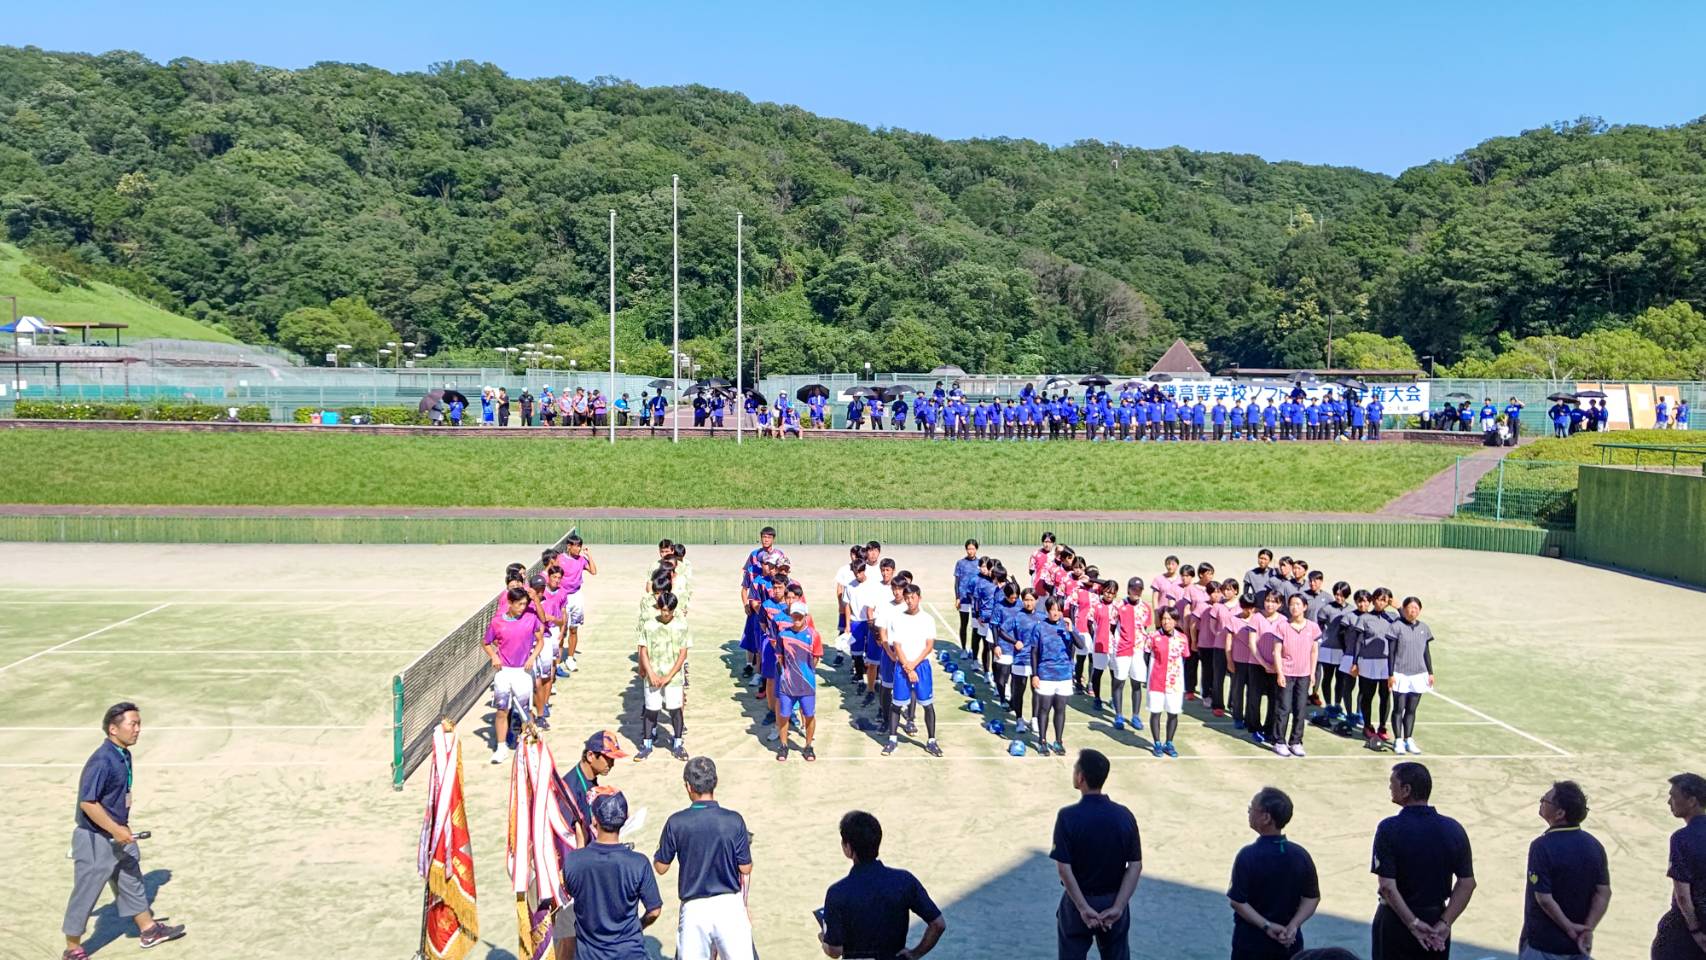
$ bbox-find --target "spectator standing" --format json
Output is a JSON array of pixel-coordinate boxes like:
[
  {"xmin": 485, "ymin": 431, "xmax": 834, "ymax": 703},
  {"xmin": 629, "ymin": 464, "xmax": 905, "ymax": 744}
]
[
  {"xmin": 1653, "ymin": 772, "xmax": 1706, "ymax": 960},
  {"xmin": 520, "ymin": 389, "xmax": 535, "ymax": 427},
  {"xmin": 1370, "ymin": 762, "xmax": 1475, "ymax": 960},
  {"xmin": 1229, "ymin": 787, "xmax": 1319, "ymax": 959},
  {"xmin": 653, "ymin": 757, "xmax": 755, "ymax": 960},
  {"xmin": 1051, "ymin": 749, "xmax": 1143, "ymax": 960},
  {"xmin": 561, "ymin": 789, "xmax": 663, "ymax": 958},
  {"xmin": 498, "ymin": 387, "xmax": 511, "ymax": 426},
  {"xmin": 1520, "ymin": 780, "xmax": 1610, "ymax": 960},
  {"xmin": 60, "ymin": 703, "xmax": 186, "ymax": 960},
  {"xmin": 820, "ymin": 810, "xmax": 945, "ymax": 960}
]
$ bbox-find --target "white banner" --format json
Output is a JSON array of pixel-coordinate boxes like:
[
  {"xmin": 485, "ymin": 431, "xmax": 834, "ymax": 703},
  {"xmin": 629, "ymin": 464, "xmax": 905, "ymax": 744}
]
[{"xmin": 1139, "ymin": 379, "xmax": 1431, "ymax": 415}]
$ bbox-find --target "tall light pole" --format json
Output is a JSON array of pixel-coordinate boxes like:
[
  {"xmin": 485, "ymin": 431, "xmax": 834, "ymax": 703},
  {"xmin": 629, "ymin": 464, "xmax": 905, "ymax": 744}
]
[
  {"xmin": 609, "ymin": 208, "xmax": 617, "ymax": 444},
  {"xmin": 735, "ymin": 211, "xmax": 743, "ymax": 446},
  {"xmin": 671, "ymin": 174, "xmax": 680, "ymax": 443}
]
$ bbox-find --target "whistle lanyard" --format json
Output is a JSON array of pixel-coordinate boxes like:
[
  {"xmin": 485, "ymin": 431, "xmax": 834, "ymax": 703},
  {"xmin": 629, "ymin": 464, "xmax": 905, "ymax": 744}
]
[{"xmin": 113, "ymin": 742, "xmax": 133, "ymax": 790}]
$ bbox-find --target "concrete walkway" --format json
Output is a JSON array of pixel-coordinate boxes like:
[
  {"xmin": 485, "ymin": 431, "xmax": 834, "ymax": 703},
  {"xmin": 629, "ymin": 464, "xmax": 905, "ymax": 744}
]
[{"xmin": 1379, "ymin": 448, "xmax": 1509, "ymax": 517}]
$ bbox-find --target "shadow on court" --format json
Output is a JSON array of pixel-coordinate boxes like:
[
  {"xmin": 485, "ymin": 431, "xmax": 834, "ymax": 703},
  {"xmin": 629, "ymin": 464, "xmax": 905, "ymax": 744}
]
[
  {"xmin": 933, "ymin": 852, "xmax": 1517, "ymax": 960},
  {"xmin": 82, "ymin": 868, "xmax": 170, "ymax": 955}
]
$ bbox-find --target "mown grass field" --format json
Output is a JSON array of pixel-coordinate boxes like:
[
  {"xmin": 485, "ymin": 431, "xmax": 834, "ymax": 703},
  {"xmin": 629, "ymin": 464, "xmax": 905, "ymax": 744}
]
[
  {"xmin": 1462, "ymin": 429, "xmax": 1705, "ymax": 525},
  {"xmin": 0, "ymin": 430, "xmax": 1459, "ymax": 511},
  {"xmin": 0, "ymin": 243, "xmax": 237, "ymax": 344}
]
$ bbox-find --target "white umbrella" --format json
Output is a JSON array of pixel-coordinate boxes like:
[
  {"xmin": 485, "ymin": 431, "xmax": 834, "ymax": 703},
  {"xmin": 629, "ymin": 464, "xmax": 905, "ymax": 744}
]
[{"xmin": 1, "ymin": 316, "xmax": 66, "ymax": 335}]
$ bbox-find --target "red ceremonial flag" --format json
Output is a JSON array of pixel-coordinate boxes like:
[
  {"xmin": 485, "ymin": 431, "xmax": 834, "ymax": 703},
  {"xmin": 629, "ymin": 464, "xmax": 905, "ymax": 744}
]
[
  {"xmin": 417, "ymin": 722, "xmax": 478, "ymax": 960},
  {"xmin": 508, "ymin": 732, "xmax": 578, "ymax": 960}
]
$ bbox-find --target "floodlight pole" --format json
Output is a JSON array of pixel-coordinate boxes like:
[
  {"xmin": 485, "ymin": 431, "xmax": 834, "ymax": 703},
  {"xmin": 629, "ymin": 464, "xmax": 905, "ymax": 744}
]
[
  {"xmin": 609, "ymin": 208, "xmax": 616, "ymax": 444},
  {"xmin": 736, "ymin": 211, "xmax": 743, "ymax": 446},
  {"xmin": 672, "ymin": 175, "xmax": 680, "ymax": 444}
]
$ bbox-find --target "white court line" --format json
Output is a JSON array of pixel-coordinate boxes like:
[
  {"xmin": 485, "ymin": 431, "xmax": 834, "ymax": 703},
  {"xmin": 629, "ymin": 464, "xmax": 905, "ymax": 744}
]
[
  {"xmin": 0, "ymin": 724, "xmax": 371, "ymax": 731},
  {"xmin": 1431, "ymin": 690, "xmax": 1572, "ymax": 757},
  {"xmin": 0, "ymin": 760, "xmax": 388, "ymax": 769},
  {"xmin": 0, "ymin": 599, "xmax": 460, "ymax": 606},
  {"xmin": 708, "ymin": 752, "xmax": 1573, "ymax": 764},
  {"xmin": 49, "ymin": 649, "xmax": 429, "ymax": 655},
  {"xmin": 0, "ymin": 603, "xmax": 172, "ymax": 674}
]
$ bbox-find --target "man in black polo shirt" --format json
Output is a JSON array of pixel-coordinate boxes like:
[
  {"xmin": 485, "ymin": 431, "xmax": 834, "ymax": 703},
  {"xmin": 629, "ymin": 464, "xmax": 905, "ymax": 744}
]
[
  {"xmin": 555, "ymin": 730, "xmax": 627, "ymax": 960},
  {"xmin": 821, "ymin": 810, "xmax": 946, "ymax": 960},
  {"xmin": 654, "ymin": 757, "xmax": 754, "ymax": 960},
  {"xmin": 60, "ymin": 702, "xmax": 185, "ymax": 960},
  {"xmin": 1228, "ymin": 787, "xmax": 1320, "ymax": 958},
  {"xmin": 1520, "ymin": 780, "xmax": 1609, "ymax": 960},
  {"xmin": 1654, "ymin": 772, "xmax": 1706, "ymax": 960},
  {"xmin": 1370, "ymin": 762, "xmax": 1476, "ymax": 960},
  {"xmin": 562, "ymin": 788, "xmax": 662, "ymax": 959},
  {"xmin": 1050, "ymin": 749, "xmax": 1142, "ymax": 960}
]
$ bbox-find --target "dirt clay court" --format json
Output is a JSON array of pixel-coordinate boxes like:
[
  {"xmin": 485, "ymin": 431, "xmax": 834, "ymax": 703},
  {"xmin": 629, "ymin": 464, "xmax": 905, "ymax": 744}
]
[{"xmin": 3, "ymin": 540, "xmax": 1698, "ymax": 959}]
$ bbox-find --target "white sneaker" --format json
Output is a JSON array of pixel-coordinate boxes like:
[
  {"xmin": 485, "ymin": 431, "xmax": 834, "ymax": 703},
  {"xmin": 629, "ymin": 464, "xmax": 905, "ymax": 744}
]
[
  {"xmin": 564, "ymin": 656, "xmax": 579, "ymax": 672},
  {"xmin": 746, "ymin": 675, "xmax": 762, "ymax": 688},
  {"xmin": 1273, "ymin": 742, "xmax": 1291, "ymax": 757},
  {"xmin": 1406, "ymin": 738, "xmax": 1421, "ymax": 755},
  {"xmin": 491, "ymin": 745, "xmax": 509, "ymax": 764},
  {"xmin": 766, "ymin": 729, "xmax": 780, "ymax": 742},
  {"xmin": 1394, "ymin": 739, "xmax": 1408, "ymax": 755}
]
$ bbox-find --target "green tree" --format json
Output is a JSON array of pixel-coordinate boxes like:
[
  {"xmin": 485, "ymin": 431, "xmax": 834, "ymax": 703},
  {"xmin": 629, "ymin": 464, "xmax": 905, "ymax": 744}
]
[
  {"xmin": 1332, "ymin": 332, "xmax": 1419, "ymax": 370},
  {"xmin": 275, "ymin": 306, "xmax": 348, "ymax": 362}
]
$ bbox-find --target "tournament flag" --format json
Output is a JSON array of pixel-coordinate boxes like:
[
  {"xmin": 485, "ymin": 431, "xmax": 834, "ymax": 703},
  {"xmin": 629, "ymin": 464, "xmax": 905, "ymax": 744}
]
[
  {"xmin": 417, "ymin": 722, "xmax": 478, "ymax": 960},
  {"xmin": 508, "ymin": 730, "xmax": 578, "ymax": 960}
]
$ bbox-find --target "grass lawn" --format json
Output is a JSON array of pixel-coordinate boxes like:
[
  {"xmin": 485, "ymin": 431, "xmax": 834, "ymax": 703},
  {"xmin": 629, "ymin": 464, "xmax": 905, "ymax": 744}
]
[
  {"xmin": 1461, "ymin": 429, "xmax": 1705, "ymax": 525},
  {"xmin": 0, "ymin": 243, "xmax": 237, "ymax": 344},
  {"xmin": 0, "ymin": 430, "xmax": 1459, "ymax": 511},
  {"xmin": 1510, "ymin": 428, "xmax": 1706, "ymax": 465}
]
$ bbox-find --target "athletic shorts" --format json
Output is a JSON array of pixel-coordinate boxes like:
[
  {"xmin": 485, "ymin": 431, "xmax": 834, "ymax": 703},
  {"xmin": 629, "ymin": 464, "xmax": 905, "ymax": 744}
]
[
  {"xmin": 492, "ymin": 666, "xmax": 533, "ymax": 711},
  {"xmin": 876, "ymin": 646, "xmax": 895, "ymax": 688},
  {"xmin": 1034, "ymin": 678, "xmax": 1072, "ymax": 697},
  {"xmin": 778, "ymin": 691, "xmax": 817, "ymax": 719},
  {"xmin": 739, "ymin": 614, "xmax": 759, "ymax": 654},
  {"xmin": 644, "ymin": 683, "xmax": 685, "ymax": 711},
  {"xmin": 1147, "ymin": 688, "xmax": 1184, "ymax": 714},
  {"xmin": 1391, "ymin": 672, "xmax": 1432, "ymax": 694},
  {"xmin": 1075, "ymin": 631, "xmax": 1092, "ymax": 655},
  {"xmin": 676, "ymin": 891, "xmax": 755, "ymax": 960},
  {"xmin": 551, "ymin": 899, "xmax": 578, "ymax": 943},
  {"xmin": 976, "ymin": 621, "xmax": 993, "ymax": 637},
  {"xmin": 1012, "ymin": 662, "xmax": 1034, "ymax": 678},
  {"xmin": 533, "ymin": 632, "xmax": 559, "ymax": 680},
  {"xmin": 1338, "ymin": 651, "xmax": 1357, "ymax": 674},
  {"xmin": 892, "ymin": 663, "xmax": 934, "ymax": 706},
  {"xmin": 1091, "ymin": 651, "xmax": 1109, "ymax": 670},
  {"xmin": 1356, "ymin": 658, "xmax": 1391, "ymax": 681},
  {"xmin": 562, "ymin": 592, "xmax": 585, "ymax": 627},
  {"xmin": 994, "ymin": 648, "xmax": 1014, "ymax": 666},
  {"xmin": 849, "ymin": 621, "xmax": 872, "ymax": 658},
  {"xmin": 958, "ymin": 602, "xmax": 972, "ymax": 613},
  {"xmin": 1110, "ymin": 655, "xmax": 1138, "ymax": 682},
  {"xmin": 760, "ymin": 642, "xmax": 778, "ymax": 680}
]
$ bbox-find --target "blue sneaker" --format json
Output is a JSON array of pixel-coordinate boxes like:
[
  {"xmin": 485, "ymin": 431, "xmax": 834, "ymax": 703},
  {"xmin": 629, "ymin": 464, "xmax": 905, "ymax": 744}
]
[
  {"xmin": 1112, "ymin": 715, "xmax": 1126, "ymax": 731},
  {"xmin": 1232, "ymin": 719, "xmax": 1245, "ymax": 731},
  {"xmin": 1163, "ymin": 742, "xmax": 1179, "ymax": 758},
  {"xmin": 555, "ymin": 664, "xmax": 571, "ymax": 679},
  {"xmin": 1050, "ymin": 741, "xmax": 1065, "ymax": 756},
  {"xmin": 1252, "ymin": 731, "xmax": 1268, "ymax": 747},
  {"xmin": 761, "ymin": 711, "xmax": 776, "ymax": 727},
  {"xmin": 1151, "ymin": 741, "xmax": 1164, "ymax": 757},
  {"xmin": 1131, "ymin": 715, "xmax": 1144, "ymax": 730}
]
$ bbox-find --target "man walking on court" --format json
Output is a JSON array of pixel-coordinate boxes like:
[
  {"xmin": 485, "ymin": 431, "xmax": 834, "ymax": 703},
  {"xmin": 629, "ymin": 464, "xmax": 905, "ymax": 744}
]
[
  {"xmin": 61, "ymin": 702, "xmax": 186, "ymax": 960},
  {"xmin": 1050, "ymin": 749, "xmax": 1142, "ymax": 960},
  {"xmin": 653, "ymin": 757, "xmax": 755, "ymax": 960},
  {"xmin": 1370, "ymin": 762, "xmax": 1475, "ymax": 960}
]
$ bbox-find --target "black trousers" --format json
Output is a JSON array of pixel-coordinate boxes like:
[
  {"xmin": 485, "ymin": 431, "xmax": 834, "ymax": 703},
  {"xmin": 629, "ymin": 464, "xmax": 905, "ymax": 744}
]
[
  {"xmin": 1057, "ymin": 892, "xmax": 1131, "ymax": 960},
  {"xmin": 1202, "ymin": 647, "xmax": 1228, "ymax": 710},
  {"xmin": 1371, "ymin": 903, "xmax": 1447, "ymax": 960},
  {"xmin": 1274, "ymin": 679, "xmax": 1310, "ymax": 745},
  {"xmin": 1243, "ymin": 665, "xmax": 1275, "ymax": 735}
]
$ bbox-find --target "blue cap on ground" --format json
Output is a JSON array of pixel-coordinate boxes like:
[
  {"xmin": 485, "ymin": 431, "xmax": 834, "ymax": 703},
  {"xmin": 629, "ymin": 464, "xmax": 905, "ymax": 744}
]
[
  {"xmin": 986, "ymin": 719, "xmax": 1005, "ymax": 736},
  {"xmin": 966, "ymin": 698, "xmax": 983, "ymax": 714},
  {"xmin": 952, "ymin": 671, "xmax": 967, "ymax": 684},
  {"xmin": 1008, "ymin": 740, "xmax": 1027, "ymax": 757}
]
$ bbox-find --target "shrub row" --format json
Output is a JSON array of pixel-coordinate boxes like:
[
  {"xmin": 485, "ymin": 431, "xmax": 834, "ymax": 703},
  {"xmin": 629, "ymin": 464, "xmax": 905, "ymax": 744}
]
[
  {"xmin": 13, "ymin": 399, "xmax": 271, "ymax": 422},
  {"xmin": 290, "ymin": 405, "xmax": 430, "ymax": 426}
]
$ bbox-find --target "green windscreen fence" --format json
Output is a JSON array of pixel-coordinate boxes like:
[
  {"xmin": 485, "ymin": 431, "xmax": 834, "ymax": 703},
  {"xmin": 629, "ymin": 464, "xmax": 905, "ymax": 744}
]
[
  {"xmin": 390, "ymin": 529, "xmax": 572, "ymax": 789},
  {"xmin": 1576, "ymin": 467, "xmax": 1706, "ymax": 588},
  {"xmin": 1455, "ymin": 459, "xmax": 1582, "ymax": 526}
]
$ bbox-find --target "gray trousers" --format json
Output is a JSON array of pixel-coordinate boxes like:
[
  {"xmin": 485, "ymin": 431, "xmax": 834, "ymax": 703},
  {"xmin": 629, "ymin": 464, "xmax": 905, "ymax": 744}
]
[{"xmin": 63, "ymin": 829, "xmax": 148, "ymax": 936}]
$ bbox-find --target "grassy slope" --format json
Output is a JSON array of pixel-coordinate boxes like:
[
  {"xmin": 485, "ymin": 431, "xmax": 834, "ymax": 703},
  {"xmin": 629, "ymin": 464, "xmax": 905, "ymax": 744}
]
[
  {"xmin": 0, "ymin": 431, "xmax": 1458, "ymax": 511},
  {"xmin": 1510, "ymin": 429, "xmax": 1705, "ymax": 465},
  {"xmin": 0, "ymin": 244, "xmax": 236, "ymax": 344}
]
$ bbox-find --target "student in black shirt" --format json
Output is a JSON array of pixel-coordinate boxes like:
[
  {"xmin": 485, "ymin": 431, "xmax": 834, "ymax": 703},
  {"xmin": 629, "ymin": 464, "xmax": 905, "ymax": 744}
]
[
  {"xmin": 562, "ymin": 788, "xmax": 662, "ymax": 960},
  {"xmin": 820, "ymin": 810, "xmax": 945, "ymax": 960},
  {"xmin": 1521, "ymin": 780, "xmax": 1609, "ymax": 960},
  {"xmin": 1051, "ymin": 749, "xmax": 1143, "ymax": 960},
  {"xmin": 1369, "ymin": 762, "xmax": 1475, "ymax": 960},
  {"xmin": 1228, "ymin": 787, "xmax": 1320, "ymax": 959},
  {"xmin": 1654, "ymin": 772, "xmax": 1706, "ymax": 960}
]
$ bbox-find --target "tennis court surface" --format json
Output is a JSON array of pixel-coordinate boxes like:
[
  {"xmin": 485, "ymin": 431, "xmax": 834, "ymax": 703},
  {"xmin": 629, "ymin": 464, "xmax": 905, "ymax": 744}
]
[{"xmin": 4, "ymin": 541, "xmax": 1699, "ymax": 959}]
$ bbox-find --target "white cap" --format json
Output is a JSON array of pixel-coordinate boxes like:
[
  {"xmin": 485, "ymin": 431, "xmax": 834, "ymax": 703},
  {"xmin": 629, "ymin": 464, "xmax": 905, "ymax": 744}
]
[{"xmin": 789, "ymin": 602, "xmax": 809, "ymax": 617}]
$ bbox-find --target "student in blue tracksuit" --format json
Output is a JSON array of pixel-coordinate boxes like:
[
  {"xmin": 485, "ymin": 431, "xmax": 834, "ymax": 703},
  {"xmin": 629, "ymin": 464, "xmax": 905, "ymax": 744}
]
[
  {"xmin": 974, "ymin": 560, "xmax": 1004, "ymax": 681},
  {"xmin": 952, "ymin": 540, "xmax": 980, "ymax": 651},
  {"xmin": 1161, "ymin": 396, "xmax": 1180, "ymax": 441},
  {"xmin": 987, "ymin": 580, "xmax": 1023, "ymax": 720},
  {"xmin": 1027, "ymin": 596, "xmax": 1078, "ymax": 756},
  {"xmin": 1262, "ymin": 400, "xmax": 1279, "ymax": 441},
  {"xmin": 1503, "ymin": 397, "xmax": 1523, "ymax": 442},
  {"xmin": 1209, "ymin": 399, "xmax": 1227, "ymax": 441},
  {"xmin": 1286, "ymin": 400, "xmax": 1304, "ymax": 441},
  {"xmin": 1567, "ymin": 404, "xmax": 1585, "ymax": 434},
  {"xmin": 1349, "ymin": 397, "xmax": 1367, "ymax": 440},
  {"xmin": 1276, "ymin": 399, "xmax": 1293, "ymax": 441},
  {"xmin": 1366, "ymin": 398, "xmax": 1384, "ymax": 440},
  {"xmin": 1191, "ymin": 400, "xmax": 1208, "ymax": 441},
  {"xmin": 1229, "ymin": 401, "xmax": 1245, "ymax": 440}
]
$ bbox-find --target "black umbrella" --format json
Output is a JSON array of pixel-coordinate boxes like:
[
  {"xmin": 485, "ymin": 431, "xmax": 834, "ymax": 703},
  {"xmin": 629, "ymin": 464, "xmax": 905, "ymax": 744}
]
[
  {"xmin": 685, "ymin": 385, "xmax": 729, "ymax": 399},
  {"xmin": 439, "ymin": 389, "xmax": 469, "ymax": 407},
  {"xmin": 1574, "ymin": 389, "xmax": 1607, "ymax": 399},
  {"xmin": 647, "ymin": 378, "xmax": 675, "ymax": 390},
  {"xmin": 695, "ymin": 377, "xmax": 732, "ymax": 389},
  {"xmin": 846, "ymin": 387, "xmax": 879, "ymax": 399},
  {"xmin": 1078, "ymin": 374, "xmax": 1112, "ymax": 386},
  {"xmin": 418, "ymin": 389, "xmax": 445, "ymax": 413},
  {"xmin": 796, "ymin": 383, "xmax": 830, "ymax": 401},
  {"xmin": 1148, "ymin": 373, "xmax": 1173, "ymax": 383},
  {"xmin": 1445, "ymin": 391, "xmax": 1472, "ymax": 400},
  {"xmin": 1547, "ymin": 392, "xmax": 1576, "ymax": 402},
  {"xmin": 1044, "ymin": 376, "xmax": 1074, "ymax": 390},
  {"xmin": 877, "ymin": 385, "xmax": 920, "ymax": 401}
]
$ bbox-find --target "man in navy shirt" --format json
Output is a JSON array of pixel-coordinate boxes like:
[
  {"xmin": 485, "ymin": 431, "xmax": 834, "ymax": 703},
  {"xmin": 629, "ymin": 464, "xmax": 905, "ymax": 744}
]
[
  {"xmin": 1521, "ymin": 780, "xmax": 1609, "ymax": 959},
  {"xmin": 1051, "ymin": 749, "xmax": 1142, "ymax": 960},
  {"xmin": 1654, "ymin": 772, "xmax": 1706, "ymax": 960},
  {"xmin": 1504, "ymin": 397, "xmax": 1525, "ymax": 442},
  {"xmin": 820, "ymin": 810, "xmax": 946, "ymax": 960},
  {"xmin": 563, "ymin": 789, "xmax": 662, "ymax": 959},
  {"xmin": 61, "ymin": 703, "xmax": 185, "ymax": 959},
  {"xmin": 654, "ymin": 757, "xmax": 754, "ymax": 960},
  {"xmin": 1229, "ymin": 787, "xmax": 1319, "ymax": 958},
  {"xmin": 1370, "ymin": 762, "xmax": 1475, "ymax": 960}
]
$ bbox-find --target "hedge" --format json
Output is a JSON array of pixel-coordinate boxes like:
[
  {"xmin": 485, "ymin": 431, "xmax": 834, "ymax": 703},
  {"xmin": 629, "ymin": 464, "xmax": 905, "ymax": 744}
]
[
  {"xmin": 12, "ymin": 399, "xmax": 270, "ymax": 422},
  {"xmin": 290, "ymin": 405, "xmax": 430, "ymax": 426}
]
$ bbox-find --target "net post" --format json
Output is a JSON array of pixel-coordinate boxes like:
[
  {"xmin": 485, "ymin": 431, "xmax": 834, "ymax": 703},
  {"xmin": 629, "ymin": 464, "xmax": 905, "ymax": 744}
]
[{"xmin": 391, "ymin": 673, "xmax": 406, "ymax": 791}]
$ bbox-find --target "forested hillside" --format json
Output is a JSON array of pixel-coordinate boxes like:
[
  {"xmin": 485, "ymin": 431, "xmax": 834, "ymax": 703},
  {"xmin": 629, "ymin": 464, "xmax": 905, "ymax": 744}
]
[{"xmin": 3, "ymin": 45, "xmax": 1704, "ymax": 377}]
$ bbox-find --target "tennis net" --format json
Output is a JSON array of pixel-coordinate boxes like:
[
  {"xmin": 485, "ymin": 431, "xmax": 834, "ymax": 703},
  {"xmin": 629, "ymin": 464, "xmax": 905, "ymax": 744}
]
[{"xmin": 391, "ymin": 528, "xmax": 573, "ymax": 789}]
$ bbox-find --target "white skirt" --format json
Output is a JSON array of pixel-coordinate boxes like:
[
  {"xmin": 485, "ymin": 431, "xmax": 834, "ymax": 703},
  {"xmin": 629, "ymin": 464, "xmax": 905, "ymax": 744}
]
[{"xmin": 1392, "ymin": 672, "xmax": 1432, "ymax": 694}]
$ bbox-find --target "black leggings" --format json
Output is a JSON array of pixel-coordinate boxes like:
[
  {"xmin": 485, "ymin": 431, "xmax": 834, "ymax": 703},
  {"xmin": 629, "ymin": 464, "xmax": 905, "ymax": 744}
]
[
  {"xmin": 1392, "ymin": 691, "xmax": 1423, "ymax": 739},
  {"xmin": 993, "ymin": 662, "xmax": 1013, "ymax": 710},
  {"xmin": 1228, "ymin": 660, "xmax": 1249, "ymax": 723},
  {"xmin": 1316, "ymin": 657, "xmax": 1340, "ymax": 706},
  {"xmin": 1149, "ymin": 710, "xmax": 1179, "ymax": 743},
  {"xmin": 1357, "ymin": 677, "xmax": 1392, "ymax": 732},
  {"xmin": 1242, "ymin": 665, "xmax": 1275, "ymax": 735},
  {"xmin": 1037, "ymin": 693, "xmax": 1068, "ymax": 743},
  {"xmin": 1009, "ymin": 672, "xmax": 1028, "ymax": 719},
  {"xmin": 959, "ymin": 609, "xmax": 971, "ymax": 649}
]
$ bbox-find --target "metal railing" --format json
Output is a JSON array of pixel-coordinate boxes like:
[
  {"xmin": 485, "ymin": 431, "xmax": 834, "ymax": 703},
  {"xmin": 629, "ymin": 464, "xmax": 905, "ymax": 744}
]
[{"xmin": 1591, "ymin": 442, "xmax": 1706, "ymax": 470}]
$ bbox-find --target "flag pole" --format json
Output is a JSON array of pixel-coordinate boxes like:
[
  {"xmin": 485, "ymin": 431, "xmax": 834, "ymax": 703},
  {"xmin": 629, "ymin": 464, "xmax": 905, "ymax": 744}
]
[
  {"xmin": 672, "ymin": 175, "xmax": 680, "ymax": 444},
  {"xmin": 608, "ymin": 209, "xmax": 616, "ymax": 444},
  {"xmin": 736, "ymin": 211, "xmax": 743, "ymax": 446}
]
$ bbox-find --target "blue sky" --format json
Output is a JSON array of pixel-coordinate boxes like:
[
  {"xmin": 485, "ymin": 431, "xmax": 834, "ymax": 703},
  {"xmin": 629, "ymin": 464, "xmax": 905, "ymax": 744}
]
[{"xmin": 10, "ymin": 1, "xmax": 1705, "ymax": 174}]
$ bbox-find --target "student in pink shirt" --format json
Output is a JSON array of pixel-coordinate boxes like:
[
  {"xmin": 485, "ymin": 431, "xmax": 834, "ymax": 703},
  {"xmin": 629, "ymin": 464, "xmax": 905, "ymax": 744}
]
[
  {"xmin": 1087, "ymin": 580, "xmax": 1117, "ymax": 713},
  {"xmin": 483, "ymin": 586, "xmax": 544, "ymax": 763},
  {"xmin": 1181, "ymin": 562, "xmax": 1215, "ymax": 703},
  {"xmin": 1110, "ymin": 578, "xmax": 1152, "ymax": 732},
  {"xmin": 1197, "ymin": 579, "xmax": 1236, "ymax": 717},
  {"xmin": 1028, "ymin": 533, "xmax": 1056, "ymax": 587},
  {"xmin": 1145, "ymin": 607, "xmax": 1189, "ymax": 758},
  {"xmin": 1149, "ymin": 555, "xmax": 1184, "ymax": 628},
  {"xmin": 1272, "ymin": 594, "xmax": 1322, "ymax": 757},
  {"xmin": 1070, "ymin": 567, "xmax": 1098, "ymax": 694},
  {"xmin": 533, "ymin": 566, "xmax": 569, "ymax": 728},
  {"xmin": 1226, "ymin": 595, "xmax": 1262, "ymax": 736},
  {"xmin": 1246, "ymin": 592, "xmax": 1285, "ymax": 748},
  {"xmin": 554, "ymin": 534, "xmax": 598, "ymax": 672}
]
